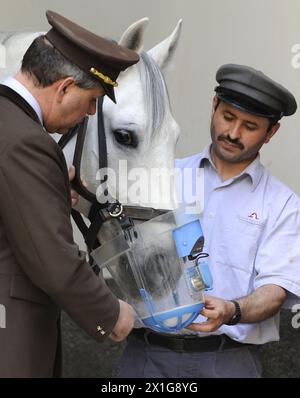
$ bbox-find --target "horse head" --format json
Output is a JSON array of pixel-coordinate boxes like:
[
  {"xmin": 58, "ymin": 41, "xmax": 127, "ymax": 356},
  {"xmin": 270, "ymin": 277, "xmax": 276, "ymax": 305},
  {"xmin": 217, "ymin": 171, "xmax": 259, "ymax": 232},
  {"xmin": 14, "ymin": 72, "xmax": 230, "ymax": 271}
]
[
  {"xmin": 88, "ymin": 18, "xmax": 184, "ymax": 302},
  {"xmin": 75, "ymin": 17, "xmax": 182, "ymax": 215}
]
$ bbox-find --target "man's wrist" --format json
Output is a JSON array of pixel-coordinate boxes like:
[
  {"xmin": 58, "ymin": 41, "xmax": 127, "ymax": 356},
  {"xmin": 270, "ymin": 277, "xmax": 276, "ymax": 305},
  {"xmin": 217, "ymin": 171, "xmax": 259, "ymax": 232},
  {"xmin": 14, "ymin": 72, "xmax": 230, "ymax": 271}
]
[{"xmin": 225, "ymin": 300, "xmax": 242, "ymax": 326}]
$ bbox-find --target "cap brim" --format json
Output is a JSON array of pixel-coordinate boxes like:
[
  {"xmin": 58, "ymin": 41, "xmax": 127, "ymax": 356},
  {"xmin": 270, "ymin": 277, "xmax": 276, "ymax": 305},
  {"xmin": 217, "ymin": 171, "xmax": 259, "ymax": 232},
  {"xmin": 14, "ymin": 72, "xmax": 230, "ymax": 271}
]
[
  {"xmin": 101, "ymin": 82, "xmax": 116, "ymax": 103},
  {"xmin": 216, "ymin": 90, "xmax": 280, "ymax": 119}
]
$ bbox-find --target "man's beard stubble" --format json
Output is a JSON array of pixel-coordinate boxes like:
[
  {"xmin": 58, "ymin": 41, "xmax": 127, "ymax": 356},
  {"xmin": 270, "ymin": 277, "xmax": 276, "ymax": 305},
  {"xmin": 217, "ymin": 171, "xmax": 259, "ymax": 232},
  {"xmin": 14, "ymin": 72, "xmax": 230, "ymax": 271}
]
[{"xmin": 210, "ymin": 121, "xmax": 262, "ymax": 164}]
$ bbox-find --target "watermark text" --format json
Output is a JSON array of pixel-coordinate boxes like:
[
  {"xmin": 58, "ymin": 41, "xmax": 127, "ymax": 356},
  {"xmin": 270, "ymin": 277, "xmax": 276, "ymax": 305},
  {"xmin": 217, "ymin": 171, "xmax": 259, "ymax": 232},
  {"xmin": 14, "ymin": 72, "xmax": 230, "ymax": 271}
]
[
  {"xmin": 94, "ymin": 162, "xmax": 205, "ymax": 214},
  {"xmin": 291, "ymin": 44, "xmax": 300, "ymax": 69},
  {"xmin": 0, "ymin": 304, "xmax": 6, "ymax": 328},
  {"xmin": 0, "ymin": 43, "xmax": 6, "ymax": 69},
  {"xmin": 291, "ymin": 304, "xmax": 300, "ymax": 329}
]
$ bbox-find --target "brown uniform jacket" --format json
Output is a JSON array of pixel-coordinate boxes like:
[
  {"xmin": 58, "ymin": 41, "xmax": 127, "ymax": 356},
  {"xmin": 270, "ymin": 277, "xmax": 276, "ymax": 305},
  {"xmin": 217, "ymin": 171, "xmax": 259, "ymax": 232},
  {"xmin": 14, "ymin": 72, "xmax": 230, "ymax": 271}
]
[{"xmin": 0, "ymin": 85, "xmax": 119, "ymax": 377}]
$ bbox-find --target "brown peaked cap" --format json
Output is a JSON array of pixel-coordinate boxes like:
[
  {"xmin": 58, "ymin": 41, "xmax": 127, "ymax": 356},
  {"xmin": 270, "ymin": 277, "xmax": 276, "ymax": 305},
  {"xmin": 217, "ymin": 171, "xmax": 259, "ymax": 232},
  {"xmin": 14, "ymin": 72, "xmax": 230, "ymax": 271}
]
[{"xmin": 45, "ymin": 10, "xmax": 139, "ymax": 102}]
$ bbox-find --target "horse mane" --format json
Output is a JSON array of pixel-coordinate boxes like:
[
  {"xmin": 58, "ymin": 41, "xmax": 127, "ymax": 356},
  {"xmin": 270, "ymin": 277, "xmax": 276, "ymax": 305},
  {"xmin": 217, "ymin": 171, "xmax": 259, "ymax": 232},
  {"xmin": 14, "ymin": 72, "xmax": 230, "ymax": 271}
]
[
  {"xmin": 138, "ymin": 52, "xmax": 171, "ymax": 136},
  {"xmin": 0, "ymin": 31, "xmax": 18, "ymax": 45}
]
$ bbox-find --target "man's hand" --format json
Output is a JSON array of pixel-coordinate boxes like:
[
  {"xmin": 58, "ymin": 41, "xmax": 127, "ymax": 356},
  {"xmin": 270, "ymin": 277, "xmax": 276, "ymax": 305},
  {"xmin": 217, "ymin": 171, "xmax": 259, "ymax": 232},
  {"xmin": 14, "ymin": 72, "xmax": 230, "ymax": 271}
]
[
  {"xmin": 187, "ymin": 285, "xmax": 286, "ymax": 333},
  {"xmin": 186, "ymin": 295, "xmax": 235, "ymax": 333},
  {"xmin": 109, "ymin": 299, "xmax": 135, "ymax": 342},
  {"xmin": 68, "ymin": 166, "xmax": 79, "ymax": 207}
]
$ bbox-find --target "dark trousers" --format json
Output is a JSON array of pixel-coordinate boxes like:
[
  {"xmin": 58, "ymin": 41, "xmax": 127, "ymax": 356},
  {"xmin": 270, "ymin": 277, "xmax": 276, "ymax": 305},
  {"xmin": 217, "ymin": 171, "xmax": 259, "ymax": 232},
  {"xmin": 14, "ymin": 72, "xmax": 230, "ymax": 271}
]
[{"xmin": 114, "ymin": 331, "xmax": 262, "ymax": 378}]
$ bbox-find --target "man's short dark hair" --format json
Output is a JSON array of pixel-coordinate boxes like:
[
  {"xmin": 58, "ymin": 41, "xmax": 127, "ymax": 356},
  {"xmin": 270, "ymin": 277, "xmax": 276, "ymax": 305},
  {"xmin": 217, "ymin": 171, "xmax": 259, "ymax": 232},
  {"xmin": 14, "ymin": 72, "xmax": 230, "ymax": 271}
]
[{"xmin": 21, "ymin": 35, "xmax": 101, "ymax": 89}]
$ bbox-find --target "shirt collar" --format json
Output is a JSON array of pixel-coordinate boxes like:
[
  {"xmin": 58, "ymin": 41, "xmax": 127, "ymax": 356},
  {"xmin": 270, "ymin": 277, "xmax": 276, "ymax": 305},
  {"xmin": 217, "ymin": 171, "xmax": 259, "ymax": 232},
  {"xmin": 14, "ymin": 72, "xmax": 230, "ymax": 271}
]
[
  {"xmin": 2, "ymin": 77, "xmax": 43, "ymax": 125},
  {"xmin": 199, "ymin": 143, "xmax": 264, "ymax": 191},
  {"xmin": 199, "ymin": 144, "xmax": 214, "ymax": 168}
]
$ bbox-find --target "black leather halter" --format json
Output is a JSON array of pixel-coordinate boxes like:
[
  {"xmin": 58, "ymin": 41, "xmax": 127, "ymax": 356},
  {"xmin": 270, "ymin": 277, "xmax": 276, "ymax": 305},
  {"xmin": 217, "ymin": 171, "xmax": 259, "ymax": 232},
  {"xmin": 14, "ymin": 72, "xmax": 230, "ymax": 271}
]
[
  {"xmin": 58, "ymin": 97, "xmax": 168, "ymax": 271},
  {"xmin": 66, "ymin": 97, "xmax": 108, "ymax": 205}
]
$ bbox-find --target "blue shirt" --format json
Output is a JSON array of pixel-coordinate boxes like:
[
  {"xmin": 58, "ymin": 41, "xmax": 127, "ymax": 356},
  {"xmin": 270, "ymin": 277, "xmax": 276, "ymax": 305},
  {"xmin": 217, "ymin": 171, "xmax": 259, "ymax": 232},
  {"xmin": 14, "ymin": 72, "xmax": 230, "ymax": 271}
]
[{"xmin": 175, "ymin": 144, "xmax": 300, "ymax": 344}]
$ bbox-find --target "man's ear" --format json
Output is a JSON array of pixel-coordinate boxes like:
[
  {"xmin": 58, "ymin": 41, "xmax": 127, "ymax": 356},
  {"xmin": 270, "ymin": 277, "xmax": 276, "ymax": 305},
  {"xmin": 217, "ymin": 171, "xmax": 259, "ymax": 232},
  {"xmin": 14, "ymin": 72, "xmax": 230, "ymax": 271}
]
[
  {"xmin": 212, "ymin": 95, "xmax": 218, "ymax": 113},
  {"xmin": 265, "ymin": 122, "xmax": 280, "ymax": 143},
  {"xmin": 56, "ymin": 77, "xmax": 75, "ymax": 103}
]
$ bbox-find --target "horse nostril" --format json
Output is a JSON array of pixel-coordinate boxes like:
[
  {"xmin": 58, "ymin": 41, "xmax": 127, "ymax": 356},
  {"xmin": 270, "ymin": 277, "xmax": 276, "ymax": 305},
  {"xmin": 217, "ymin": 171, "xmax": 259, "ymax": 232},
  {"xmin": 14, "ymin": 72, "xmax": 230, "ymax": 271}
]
[{"xmin": 144, "ymin": 252, "xmax": 179, "ymax": 296}]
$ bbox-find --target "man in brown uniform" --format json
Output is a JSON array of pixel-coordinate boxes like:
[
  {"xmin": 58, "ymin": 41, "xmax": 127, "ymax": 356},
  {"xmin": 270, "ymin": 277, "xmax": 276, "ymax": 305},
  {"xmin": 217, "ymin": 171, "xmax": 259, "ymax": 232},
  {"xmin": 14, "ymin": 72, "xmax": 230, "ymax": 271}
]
[{"xmin": 0, "ymin": 10, "xmax": 139, "ymax": 377}]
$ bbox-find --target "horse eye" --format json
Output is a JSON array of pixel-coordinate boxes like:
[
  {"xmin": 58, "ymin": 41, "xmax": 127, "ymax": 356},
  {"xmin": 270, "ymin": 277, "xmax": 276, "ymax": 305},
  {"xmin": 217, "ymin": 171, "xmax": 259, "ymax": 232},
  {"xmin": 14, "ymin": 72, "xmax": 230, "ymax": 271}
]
[{"xmin": 113, "ymin": 129, "xmax": 137, "ymax": 147}]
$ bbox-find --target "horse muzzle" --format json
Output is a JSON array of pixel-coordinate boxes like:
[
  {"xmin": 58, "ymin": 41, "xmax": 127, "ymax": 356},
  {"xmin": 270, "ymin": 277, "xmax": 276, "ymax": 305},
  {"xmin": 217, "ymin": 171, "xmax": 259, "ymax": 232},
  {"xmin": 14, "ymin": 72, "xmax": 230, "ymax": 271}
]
[{"xmin": 91, "ymin": 207, "xmax": 213, "ymax": 333}]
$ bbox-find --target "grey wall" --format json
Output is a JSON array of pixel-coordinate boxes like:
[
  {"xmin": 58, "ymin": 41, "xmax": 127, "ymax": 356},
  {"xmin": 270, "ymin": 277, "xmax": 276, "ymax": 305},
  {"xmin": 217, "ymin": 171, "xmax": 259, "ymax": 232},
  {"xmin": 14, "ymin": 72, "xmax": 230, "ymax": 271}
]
[{"xmin": 1, "ymin": 0, "xmax": 300, "ymax": 378}]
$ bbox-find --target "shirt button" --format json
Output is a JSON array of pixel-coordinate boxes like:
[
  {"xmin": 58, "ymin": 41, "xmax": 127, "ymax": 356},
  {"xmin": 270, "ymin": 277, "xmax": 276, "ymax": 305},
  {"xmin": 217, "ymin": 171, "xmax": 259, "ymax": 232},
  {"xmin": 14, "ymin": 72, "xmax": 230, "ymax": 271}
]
[{"xmin": 208, "ymin": 212, "xmax": 215, "ymax": 218}]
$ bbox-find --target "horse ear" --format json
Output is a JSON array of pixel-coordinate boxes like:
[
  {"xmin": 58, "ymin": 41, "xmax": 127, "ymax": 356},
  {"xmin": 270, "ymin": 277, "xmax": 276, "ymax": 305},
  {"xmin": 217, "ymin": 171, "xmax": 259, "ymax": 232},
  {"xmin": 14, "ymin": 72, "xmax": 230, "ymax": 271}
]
[
  {"xmin": 148, "ymin": 19, "xmax": 183, "ymax": 70},
  {"xmin": 118, "ymin": 17, "xmax": 149, "ymax": 54}
]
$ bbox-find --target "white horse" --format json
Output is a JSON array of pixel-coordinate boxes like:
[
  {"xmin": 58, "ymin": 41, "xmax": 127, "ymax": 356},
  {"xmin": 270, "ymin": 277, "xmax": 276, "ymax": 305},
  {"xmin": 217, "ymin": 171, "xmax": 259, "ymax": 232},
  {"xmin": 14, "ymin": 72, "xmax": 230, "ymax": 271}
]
[
  {"xmin": 0, "ymin": 19, "xmax": 181, "ymax": 210},
  {"xmin": 0, "ymin": 18, "xmax": 183, "ymax": 300}
]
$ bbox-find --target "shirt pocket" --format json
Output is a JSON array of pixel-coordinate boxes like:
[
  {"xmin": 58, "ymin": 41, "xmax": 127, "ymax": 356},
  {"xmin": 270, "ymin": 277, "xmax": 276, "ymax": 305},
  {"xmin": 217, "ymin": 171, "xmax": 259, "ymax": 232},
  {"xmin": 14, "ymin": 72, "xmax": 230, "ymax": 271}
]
[{"xmin": 216, "ymin": 215, "xmax": 265, "ymax": 274}]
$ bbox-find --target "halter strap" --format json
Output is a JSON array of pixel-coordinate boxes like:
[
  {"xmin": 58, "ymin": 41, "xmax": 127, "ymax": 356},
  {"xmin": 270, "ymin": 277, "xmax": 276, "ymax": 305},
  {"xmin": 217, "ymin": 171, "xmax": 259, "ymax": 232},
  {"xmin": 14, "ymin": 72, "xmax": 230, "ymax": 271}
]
[
  {"xmin": 57, "ymin": 124, "xmax": 78, "ymax": 150},
  {"xmin": 97, "ymin": 96, "xmax": 108, "ymax": 174},
  {"xmin": 58, "ymin": 100, "xmax": 117, "ymax": 268},
  {"xmin": 57, "ymin": 97, "xmax": 170, "ymax": 271},
  {"xmin": 59, "ymin": 97, "xmax": 109, "ymax": 205}
]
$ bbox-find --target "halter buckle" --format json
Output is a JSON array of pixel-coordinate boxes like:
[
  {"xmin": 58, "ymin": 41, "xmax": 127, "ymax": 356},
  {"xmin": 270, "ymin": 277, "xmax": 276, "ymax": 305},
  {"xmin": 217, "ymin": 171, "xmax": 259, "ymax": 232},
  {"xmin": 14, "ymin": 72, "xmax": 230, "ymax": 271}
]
[{"xmin": 108, "ymin": 203, "xmax": 124, "ymax": 218}]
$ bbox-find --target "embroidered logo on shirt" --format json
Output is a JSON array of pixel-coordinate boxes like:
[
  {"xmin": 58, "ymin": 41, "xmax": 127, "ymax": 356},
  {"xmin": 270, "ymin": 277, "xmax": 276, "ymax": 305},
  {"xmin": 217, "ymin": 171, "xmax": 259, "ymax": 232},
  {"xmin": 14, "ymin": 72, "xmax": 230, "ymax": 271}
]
[{"xmin": 248, "ymin": 212, "xmax": 259, "ymax": 220}]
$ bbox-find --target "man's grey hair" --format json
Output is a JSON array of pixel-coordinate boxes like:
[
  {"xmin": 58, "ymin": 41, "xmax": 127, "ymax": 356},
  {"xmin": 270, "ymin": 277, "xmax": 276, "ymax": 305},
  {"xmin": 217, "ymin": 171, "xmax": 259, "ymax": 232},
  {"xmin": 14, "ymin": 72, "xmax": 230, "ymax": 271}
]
[{"xmin": 21, "ymin": 35, "xmax": 101, "ymax": 89}]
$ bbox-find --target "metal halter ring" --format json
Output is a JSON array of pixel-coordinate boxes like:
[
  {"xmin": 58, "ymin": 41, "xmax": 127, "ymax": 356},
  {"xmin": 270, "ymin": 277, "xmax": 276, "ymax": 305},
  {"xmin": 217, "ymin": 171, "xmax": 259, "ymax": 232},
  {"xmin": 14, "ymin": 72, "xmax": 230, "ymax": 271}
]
[{"xmin": 109, "ymin": 203, "xmax": 124, "ymax": 218}]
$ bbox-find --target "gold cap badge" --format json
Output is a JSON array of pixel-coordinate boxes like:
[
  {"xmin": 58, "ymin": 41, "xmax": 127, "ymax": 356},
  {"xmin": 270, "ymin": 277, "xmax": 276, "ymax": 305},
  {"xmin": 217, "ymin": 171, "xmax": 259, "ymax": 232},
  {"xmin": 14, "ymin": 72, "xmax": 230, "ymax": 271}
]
[{"xmin": 90, "ymin": 67, "xmax": 118, "ymax": 87}]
